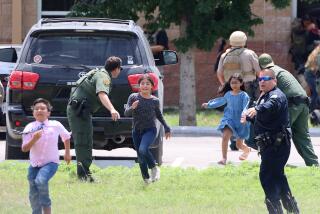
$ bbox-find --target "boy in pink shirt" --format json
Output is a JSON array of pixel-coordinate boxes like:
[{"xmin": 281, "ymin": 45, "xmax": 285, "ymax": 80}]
[{"xmin": 22, "ymin": 98, "xmax": 71, "ymax": 214}]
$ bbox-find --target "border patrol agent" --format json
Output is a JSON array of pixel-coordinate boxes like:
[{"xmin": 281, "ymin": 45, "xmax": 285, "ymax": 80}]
[
  {"xmin": 217, "ymin": 31, "xmax": 261, "ymax": 150},
  {"xmin": 246, "ymin": 69, "xmax": 299, "ymax": 214},
  {"xmin": 259, "ymin": 53, "xmax": 319, "ymax": 166},
  {"xmin": 67, "ymin": 56, "xmax": 122, "ymax": 181}
]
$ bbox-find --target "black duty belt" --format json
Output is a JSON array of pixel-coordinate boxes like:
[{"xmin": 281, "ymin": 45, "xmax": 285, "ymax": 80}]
[
  {"xmin": 254, "ymin": 129, "xmax": 290, "ymax": 153},
  {"xmin": 288, "ymin": 96, "xmax": 310, "ymax": 106}
]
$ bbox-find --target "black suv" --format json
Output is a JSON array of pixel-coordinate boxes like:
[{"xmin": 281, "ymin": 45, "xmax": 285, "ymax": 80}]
[{"xmin": 5, "ymin": 18, "xmax": 177, "ymax": 163}]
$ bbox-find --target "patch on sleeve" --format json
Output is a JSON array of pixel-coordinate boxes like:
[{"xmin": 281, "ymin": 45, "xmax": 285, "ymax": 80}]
[
  {"xmin": 103, "ymin": 79, "xmax": 110, "ymax": 86},
  {"xmin": 270, "ymin": 94, "xmax": 278, "ymax": 99}
]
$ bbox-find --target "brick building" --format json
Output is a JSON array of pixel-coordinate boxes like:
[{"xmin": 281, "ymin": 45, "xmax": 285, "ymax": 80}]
[{"xmin": 0, "ymin": 0, "xmax": 306, "ymax": 107}]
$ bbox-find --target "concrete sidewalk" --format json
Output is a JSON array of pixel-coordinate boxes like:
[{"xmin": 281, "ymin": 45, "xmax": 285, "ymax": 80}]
[{"xmin": 172, "ymin": 126, "xmax": 320, "ymax": 137}]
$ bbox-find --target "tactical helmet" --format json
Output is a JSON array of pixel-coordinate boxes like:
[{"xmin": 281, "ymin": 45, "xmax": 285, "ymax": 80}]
[{"xmin": 229, "ymin": 31, "xmax": 247, "ymax": 47}]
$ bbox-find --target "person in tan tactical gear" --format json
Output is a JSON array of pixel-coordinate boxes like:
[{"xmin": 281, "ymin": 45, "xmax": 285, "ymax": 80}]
[{"xmin": 217, "ymin": 31, "xmax": 261, "ymax": 102}]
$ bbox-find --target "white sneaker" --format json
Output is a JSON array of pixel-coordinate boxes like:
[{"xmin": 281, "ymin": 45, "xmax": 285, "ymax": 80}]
[
  {"xmin": 144, "ymin": 178, "xmax": 152, "ymax": 184},
  {"xmin": 151, "ymin": 166, "xmax": 160, "ymax": 182}
]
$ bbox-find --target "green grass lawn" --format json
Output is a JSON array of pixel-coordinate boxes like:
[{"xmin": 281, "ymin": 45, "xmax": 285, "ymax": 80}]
[
  {"xmin": 164, "ymin": 109, "xmax": 223, "ymax": 127},
  {"xmin": 164, "ymin": 108, "xmax": 319, "ymax": 128},
  {"xmin": 1, "ymin": 161, "xmax": 319, "ymax": 214}
]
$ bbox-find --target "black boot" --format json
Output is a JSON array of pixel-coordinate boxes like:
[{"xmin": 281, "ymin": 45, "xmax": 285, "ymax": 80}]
[
  {"xmin": 77, "ymin": 162, "xmax": 94, "ymax": 182},
  {"xmin": 265, "ymin": 199, "xmax": 283, "ymax": 214},
  {"xmin": 281, "ymin": 192, "xmax": 299, "ymax": 214}
]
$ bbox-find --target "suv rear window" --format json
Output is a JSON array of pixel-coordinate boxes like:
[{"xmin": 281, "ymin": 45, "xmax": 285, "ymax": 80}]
[{"xmin": 26, "ymin": 33, "xmax": 142, "ymax": 66}]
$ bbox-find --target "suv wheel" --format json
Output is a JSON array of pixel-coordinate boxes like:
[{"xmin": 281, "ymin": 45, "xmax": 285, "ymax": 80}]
[
  {"xmin": 151, "ymin": 130, "xmax": 163, "ymax": 165},
  {"xmin": 5, "ymin": 133, "xmax": 28, "ymax": 160}
]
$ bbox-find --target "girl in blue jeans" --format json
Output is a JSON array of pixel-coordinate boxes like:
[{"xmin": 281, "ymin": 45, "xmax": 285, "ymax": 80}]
[{"xmin": 125, "ymin": 74, "xmax": 171, "ymax": 184}]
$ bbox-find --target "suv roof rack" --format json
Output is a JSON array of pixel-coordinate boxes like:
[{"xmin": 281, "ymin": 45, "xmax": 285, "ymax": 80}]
[{"xmin": 40, "ymin": 17, "xmax": 135, "ymax": 26}]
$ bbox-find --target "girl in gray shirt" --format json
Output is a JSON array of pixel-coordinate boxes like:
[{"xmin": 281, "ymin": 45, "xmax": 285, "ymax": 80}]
[{"xmin": 125, "ymin": 74, "xmax": 171, "ymax": 184}]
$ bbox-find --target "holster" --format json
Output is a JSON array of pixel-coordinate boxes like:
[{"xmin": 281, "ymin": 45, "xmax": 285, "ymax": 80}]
[
  {"xmin": 254, "ymin": 132, "xmax": 271, "ymax": 154},
  {"xmin": 68, "ymin": 98, "xmax": 89, "ymax": 117},
  {"xmin": 255, "ymin": 129, "xmax": 290, "ymax": 154}
]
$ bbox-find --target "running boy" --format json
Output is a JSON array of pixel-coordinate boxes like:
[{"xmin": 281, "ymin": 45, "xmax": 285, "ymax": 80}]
[{"xmin": 22, "ymin": 98, "xmax": 71, "ymax": 214}]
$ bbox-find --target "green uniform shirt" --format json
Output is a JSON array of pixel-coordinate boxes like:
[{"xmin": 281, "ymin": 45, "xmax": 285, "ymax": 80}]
[
  {"xmin": 271, "ymin": 65, "xmax": 307, "ymax": 98},
  {"xmin": 72, "ymin": 68, "xmax": 111, "ymax": 113}
]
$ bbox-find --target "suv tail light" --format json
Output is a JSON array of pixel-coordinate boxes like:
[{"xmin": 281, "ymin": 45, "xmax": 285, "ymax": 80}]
[
  {"xmin": 127, "ymin": 73, "xmax": 158, "ymax": 92},
  {"xmin": 9, "ymin": 70, "xmax": 40, "ymax": 90}
]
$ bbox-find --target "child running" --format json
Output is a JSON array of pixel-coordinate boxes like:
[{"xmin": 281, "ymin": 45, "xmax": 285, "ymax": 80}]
[
  {"xmin": 22, "ymin": 98, "xmax": 71, "ymax": 214},
  {"xmin": 202, "ymin": 73, "xmax": 251, "ymax": 165},
  {"xmin": 124, "ymin": 74, "xmax": 171, "ymax": 184}
]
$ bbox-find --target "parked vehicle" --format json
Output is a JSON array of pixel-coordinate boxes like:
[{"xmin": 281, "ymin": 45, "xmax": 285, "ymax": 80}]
[
  {"xmin": 0, "ymin": 44, "xmax": 21, "ymax": 130},
  {"xmin": 5, "ymin": 18, "xmax": 178, "ymax": 162}
]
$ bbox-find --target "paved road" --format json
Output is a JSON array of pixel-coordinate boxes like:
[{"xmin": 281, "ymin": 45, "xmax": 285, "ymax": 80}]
[{"xmin": 1, "ymin": 136, "xmax": 319, "ymax": 168}]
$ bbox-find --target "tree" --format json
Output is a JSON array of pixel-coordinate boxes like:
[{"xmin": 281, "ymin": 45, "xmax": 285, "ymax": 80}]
[{"xmin": 69, "ymin": 0, "xmax": 291, "ymax": 126}]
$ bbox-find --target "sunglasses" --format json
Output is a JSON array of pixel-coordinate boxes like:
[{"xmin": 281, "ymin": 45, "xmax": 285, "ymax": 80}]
[{"xmin": 258, "ymin": 76, "xmax": 274, "ymax": 82}]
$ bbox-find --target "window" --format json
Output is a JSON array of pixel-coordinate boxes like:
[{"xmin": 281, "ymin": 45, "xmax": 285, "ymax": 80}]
[
  {"xmin": 26, "ymin": 33, "xmax": 142, "ymax": 66},
  {"xmin": 0, "ymin": 48, "xmax": 18, "ymax": 63},
  {"xmin": 40, "ymin": 0, "xmax": 75, "ymax": 18}
]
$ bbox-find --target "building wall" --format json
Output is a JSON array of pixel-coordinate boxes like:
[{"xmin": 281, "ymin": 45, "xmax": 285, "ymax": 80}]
[
  {"xmin": 162, "ymin": 0, "xmax": 294, "ymax": 107},
  {"xmin": 22, "ymin": 0, "xmax": 37, "ymax": 39},
  {"xmin": 0, "ymin": 0, "xmax": 12, "ymax": 43},
  {"xmin": 0, "ymin": 0, "xmax": 37, "ymax": 44}
]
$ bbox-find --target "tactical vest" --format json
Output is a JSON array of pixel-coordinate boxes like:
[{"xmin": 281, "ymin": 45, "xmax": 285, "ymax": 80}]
[{"xmin": 222, "ymin": 48, "xmax": 245, "ymax": 81}]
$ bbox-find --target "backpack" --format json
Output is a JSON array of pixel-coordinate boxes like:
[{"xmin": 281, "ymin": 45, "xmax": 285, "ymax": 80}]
[{"xmin": 222, "ymin": 48, "xmax": 245, "ymax": 81}]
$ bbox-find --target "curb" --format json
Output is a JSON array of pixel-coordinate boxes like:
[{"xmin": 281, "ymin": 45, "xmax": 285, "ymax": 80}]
[{"xmin": 172, "ymin": 126, "xmax": 320, "ymax": 137}]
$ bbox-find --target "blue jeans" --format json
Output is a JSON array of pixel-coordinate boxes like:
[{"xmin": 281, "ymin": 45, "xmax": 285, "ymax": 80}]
[
  {"xmin": 132, "ymin": 127, "xmax": 157, "ymax": 179},
  {"xmin": 28, "ymin": 162, "xmax": 58, "ymax": 214}
]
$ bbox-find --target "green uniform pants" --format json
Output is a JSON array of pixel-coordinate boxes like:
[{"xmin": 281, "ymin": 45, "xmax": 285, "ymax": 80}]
[
  {"xmin": 289, "ymin": 103, "xmax": 319, "ymax": 166},
  {"xmin": 67, "ymin": 105, "xmax": 93, "ymax": 178}
]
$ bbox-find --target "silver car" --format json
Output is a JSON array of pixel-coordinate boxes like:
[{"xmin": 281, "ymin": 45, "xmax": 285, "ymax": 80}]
[{"xmin": 0, "ymin": 44, "xmax": 21, "ymax": 130}]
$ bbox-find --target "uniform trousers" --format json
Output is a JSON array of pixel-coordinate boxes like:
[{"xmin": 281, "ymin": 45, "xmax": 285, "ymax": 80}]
[
  {"xmin": 259, "ymin": 140, "xmax": 291, "ymax": 203},
  {"xmin": 289, "ymin": 103, "xmax": 319, "ymax": 166},
  {"xmin": 67, "ymin": 105, "xmax": 93, "ymax": 178}
]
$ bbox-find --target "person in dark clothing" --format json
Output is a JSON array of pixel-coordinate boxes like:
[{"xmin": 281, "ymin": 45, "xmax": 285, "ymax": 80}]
[
  {"xmin": 150, "ymin": 29, "xmax": 169, "ymax": 55},
  {"xmin": 214, "ymin": 39, "xmax": 228, "ymax": 73},
  {"xmin": 244, "ymin": 69, "xmax": 299, "ymax": 214}
]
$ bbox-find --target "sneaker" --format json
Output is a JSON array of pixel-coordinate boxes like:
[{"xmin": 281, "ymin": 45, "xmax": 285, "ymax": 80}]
[
  {"xmin": 144, "ymin": 178, "xmax": 152, "ymax": 184},
  {"xmin": 151, "ymin": 166, "xmax": 160, "ymax": 182}
]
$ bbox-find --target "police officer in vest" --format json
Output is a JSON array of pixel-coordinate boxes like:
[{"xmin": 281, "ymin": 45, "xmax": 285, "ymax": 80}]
[
  {"xmin": 245, "ymin": 68, "xmax": 299, "ymax": 214},
  {"xmin": 67, "ymin": 56, "xmax": 122, "ymax": 181},
  {"xmin": 259, "ymin": 53, "xmax": 319, "ymax": 167},
  {"xmin": 217, "ymin": 30, "xmax": 261, "ymax": 150}
]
